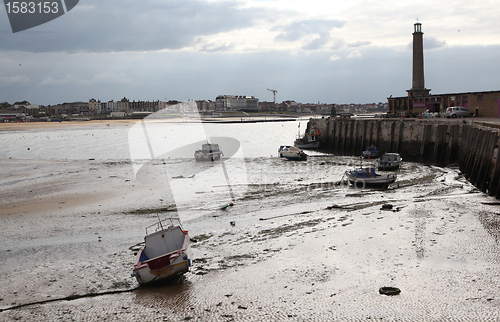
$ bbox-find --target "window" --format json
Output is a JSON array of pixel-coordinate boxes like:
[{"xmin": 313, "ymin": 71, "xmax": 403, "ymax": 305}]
[{"xmin": 478, "ymin": 94, "xmax": 484, "ymax": 100}]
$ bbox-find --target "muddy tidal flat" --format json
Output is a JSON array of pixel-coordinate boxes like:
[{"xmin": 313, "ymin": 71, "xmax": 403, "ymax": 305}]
[{"xmin": 1, "ymin": 121, "xmax": 500, "ymax": 321}]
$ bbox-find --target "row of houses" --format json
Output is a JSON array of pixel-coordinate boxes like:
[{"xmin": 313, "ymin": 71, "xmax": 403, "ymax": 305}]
[{"xmin": 1, "ymin": 95, "xmax": 349, "ymax": 118}]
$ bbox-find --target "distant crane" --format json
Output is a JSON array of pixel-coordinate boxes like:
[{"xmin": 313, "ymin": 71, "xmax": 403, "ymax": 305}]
[{"xmin": 267, "ymin": 89, "xmax": 277, "ymax": 105}]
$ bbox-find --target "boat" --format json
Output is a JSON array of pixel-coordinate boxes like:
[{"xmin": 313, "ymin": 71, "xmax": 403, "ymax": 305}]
[
  {"xmin": 132, "ymin": 217, "xmax": 192, "ymax": 285},
  {"xmin": 278, "ymin": 145, "xmax": 291, "ymax": 157},
  {"xmin": 278, "ymin": 146, "xmax": 307, "ymax": 161},
  {"xmin": 345, "ymin": 167, "xmax": 396, "ymax": 188},
  {"xmin": 376, "ymin": 153, "xmax": 402, "ymax": 170},
  {"xmin": 362, "ymin": 145, "xmax": 379, "ymax": 159},
  {"xmin": 194, "ymin": 142, "xmax": 223, "ymax": 161},
  {"xmin": 294, "ymin": 127, "xmax": 321, "ymax": 150}
]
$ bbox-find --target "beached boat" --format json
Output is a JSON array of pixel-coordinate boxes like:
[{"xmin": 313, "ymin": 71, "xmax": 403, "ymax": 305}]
[
  {"xmin": 294, "ymin": 127, "xmax": 321, "ymax": 150},
  {"xmin": 376, "ymin": 153, "xmax": 402, "ymax": 170},
  {"xmin": 345, "ymin": 167, "xmax": 396, "ymax": 188},
  {"xmin": 194, "ymin": 143, "xmax": 223, "ymax": 161},
  {"xmin": 278, "ymin": 146, "xmax": 307, "ymax": 161},
  {"xmin": 278, "ymin": 145, "xmax": 292, "ymax": 157},
  {"xmin": 132, "ymin": 217, "xmax": 192, "ymax": 285},
  {"xmin": 362, "ymin": 145, "xmax": 379, "ymax": 159}
]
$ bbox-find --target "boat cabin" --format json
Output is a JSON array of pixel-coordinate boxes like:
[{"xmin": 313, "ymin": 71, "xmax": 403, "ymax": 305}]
[{"xmin": 140, "ymin": 226, "xmax": 186, "ymax": 262}]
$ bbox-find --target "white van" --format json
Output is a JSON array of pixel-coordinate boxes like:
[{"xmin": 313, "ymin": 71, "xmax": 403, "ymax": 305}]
[{"xmin": 444, "ymin": 106, "xmax": 474, "ymax": 118}]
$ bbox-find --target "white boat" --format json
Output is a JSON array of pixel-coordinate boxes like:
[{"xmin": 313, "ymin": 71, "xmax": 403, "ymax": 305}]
[
  {"xmin": 194, "ymin": 143, "xmax": 223, "ymax": 161},
  {"xmin": 376, "ymin": 153, "xmax": 402, "ymax": 170},
  {"xmin": 278, "ymin": 145, "xmax": 307, "ymax": 161},
  {"xmin": 132, "ymin": 217, "xmax": 192, "ymax": 285},
  {"xmin": 294, "ymin": 127, "xmax": 321, "ymax": 150},
  {"xmin": 345, "ymin": 167, "xmax": 396, "ymax": 188},
  {"xmin": 278, "ymin": 145, "xmax": 291, "ymax": 157}
]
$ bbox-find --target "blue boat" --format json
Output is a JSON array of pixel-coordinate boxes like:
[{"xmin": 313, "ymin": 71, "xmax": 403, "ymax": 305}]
[{"xmin": 362, "ymin": 145, "xmax": 378, "ymax": 159}]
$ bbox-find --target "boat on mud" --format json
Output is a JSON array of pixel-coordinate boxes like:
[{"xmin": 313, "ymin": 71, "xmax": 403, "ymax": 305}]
[
  {"xmin": 294, "ymin": 127, "xmax": 321, "ymax": 150},
  {"xmin": 132, "ymin": 217, "xmax": 192, "ymax": 285},
  {"xmin": 345, "ymin": 167, "xmax": 396, "ymax": 188},
  {"xmin": 278, "ymin": 145, "xmax": 291, "ymax": 157},
  {"xmin": 376, "ymin": 153, "xmax": 402, "ymax": 170},
  {"xmin": 194, "ymin": 143, "xmax": 223, "ymax": 161},
  {"xmin": 278, "ymin": 145, "xmax": 307, "ymax": 161},
  {"xmin": 362, "ymin": 145, "xmax": 379, "ymax": 159}
]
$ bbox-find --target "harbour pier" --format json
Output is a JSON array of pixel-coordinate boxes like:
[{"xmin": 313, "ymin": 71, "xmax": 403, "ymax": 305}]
[{"xmin": 307, "ymin": 117, "xmax": 500, "ymax": 198}]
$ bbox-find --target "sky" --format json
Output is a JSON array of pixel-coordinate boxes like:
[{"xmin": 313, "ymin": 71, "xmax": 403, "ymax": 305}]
[{"xmin": 0, "ymin": 0, "xmax": 499, "ymax": 106}]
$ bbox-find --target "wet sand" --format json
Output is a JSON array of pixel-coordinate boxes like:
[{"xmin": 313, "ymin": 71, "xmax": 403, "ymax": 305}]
[
  {"xmin": 2, "ymin": 129, "xmax": 500, "ymax": 320},
  {"xmin": 0, "ymin": 119, "xmax": 137, "ymax": 132},
  {"xmin": 2, "ymin": 159, "xmax": 500, "ymax": 321}
]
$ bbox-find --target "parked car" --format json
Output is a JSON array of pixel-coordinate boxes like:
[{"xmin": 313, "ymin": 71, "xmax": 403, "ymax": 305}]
[{"xmin": 444, "ymin": 106, "xmax": 474, "ymax": 118}]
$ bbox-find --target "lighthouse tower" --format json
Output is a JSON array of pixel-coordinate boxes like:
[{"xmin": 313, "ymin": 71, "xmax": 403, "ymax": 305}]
[{"xmin": 407, "ymin": 22, "xmax": 430, "ymax": 97}]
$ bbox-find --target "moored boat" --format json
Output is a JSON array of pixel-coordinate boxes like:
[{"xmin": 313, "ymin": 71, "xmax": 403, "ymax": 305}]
[
  {"xmin": 294, "ymin": 127, "xmax": 321, "ymax": 150},
  {"xmin": 132, "ymin": 217, "xmax": 192, "ymax": 285},
  {"xmin": 345, "ymin": 167, "xmax": 396, "ymax": 188},
  {"xmin": 376, "ymin": 153, "xmax": 402, "ymax": 170},
  {"xmin": 278, "ymin": 146, "xmax": 307, "ymax": 161},
  {"xmin": 362, "ymin": 145, "xmax": 379, "ymax": 159},
  {"xmin": 194, "ymin": 143, "xmax": 223, "ymax": 161}
]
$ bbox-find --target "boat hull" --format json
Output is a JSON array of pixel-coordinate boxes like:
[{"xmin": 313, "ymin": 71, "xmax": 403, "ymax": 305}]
[
  {"xmin": 133, "ymin": 248, "xmax": 192, "ymax": 285},
  {"xmin": 294, "ymin": 140, "xmax": 320, "ymax": 150},
  {"xmin": 347, "ymin": 175, "xmax": 396, "ymax": 187},
  {"xmin": 282, "ymin": 154, "xmax": 307, "ymax": 161},
  {"xmin": 376, "ymin": 163, "xmax": 400, "ymax": 171},
  {"xmin": 194, "ymin": 151, "xmax": 222, "ymax": 161},
  {"xmin": 346, "ymin": 168, "xmax": 396, "ymax": 188}
]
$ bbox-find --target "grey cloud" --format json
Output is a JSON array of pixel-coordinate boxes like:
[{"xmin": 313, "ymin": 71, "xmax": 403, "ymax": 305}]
[
  {"xmin": 424, "ymin": 36, "xmax": 447, "ymax": 50},
  {"xmin": 301, "ymin": 37, "xmax": 325, "ymax": 50},
  {"xmin": 0, "ymin": 0, "xmax": 270, "ymax": 53},
  {"xmin": 348, "ymin": 40, "xmax": 371, "ymax": 48},
  {"xmin": 274, "ymin": 19, "xmax": 345, "ymax": 50},
  {"xmin": 331, "ymin": 38, "xmax": 346, "ymax": 50},
  {"xmin": 407, "ymin": 36, "xmax": 447, "ymax": 50}
]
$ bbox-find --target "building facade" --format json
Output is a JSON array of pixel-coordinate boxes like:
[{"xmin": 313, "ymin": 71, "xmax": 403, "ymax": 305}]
[
  {"xmin": 89, "ymin": 98, "xmax": 101, "ymax": 114},
  {"xmin": 215, "ymin": 95, "xmax": 259, "ymax": 111}
]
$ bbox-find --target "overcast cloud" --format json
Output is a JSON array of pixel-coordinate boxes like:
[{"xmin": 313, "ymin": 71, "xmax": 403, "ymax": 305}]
[{"xmin": 0, "ymin": 0, "xmax": 499, "ymax": 105}]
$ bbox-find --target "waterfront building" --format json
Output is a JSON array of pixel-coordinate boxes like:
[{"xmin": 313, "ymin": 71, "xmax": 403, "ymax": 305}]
[
  {"xmin": 129, "ymin": 100, "xmax": 161, "ymax": 113},
  {"xmin": 196, "ymin": 100, "xmax": 215, "ymax": 112},
  {"xmin": 50, "ymin": 102, "xmax": 89, "ymax": 115},
  {"xmin": 89, "ymin": 98, "xmax": 101, "ymax": 114},
  {"xmin": 215, "ymin": 95, "xmax": 259, "ymax": 111},
  {"xmin": 117, "ymin": 97, "xmax": 130, "ymax": 113}
]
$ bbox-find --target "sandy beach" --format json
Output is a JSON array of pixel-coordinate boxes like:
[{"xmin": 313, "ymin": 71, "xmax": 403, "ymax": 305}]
[
  {"xmin": 0, "ymin": 119, "xmax": 137, "ymax": 132},
  {"xmin": 2, "ymin": 121, "xmax": 500, "ymax": 321}
]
